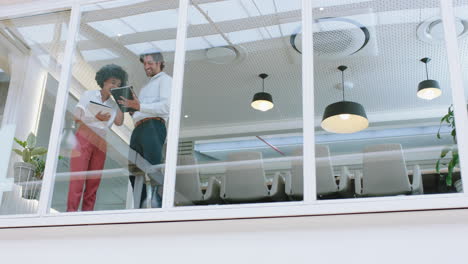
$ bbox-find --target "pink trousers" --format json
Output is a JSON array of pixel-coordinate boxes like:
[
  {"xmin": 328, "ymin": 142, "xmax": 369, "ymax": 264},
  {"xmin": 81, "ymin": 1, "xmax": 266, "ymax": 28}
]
[{"xmin": 67, "ymin": 126, "xmax": 106, "ymax": 212}]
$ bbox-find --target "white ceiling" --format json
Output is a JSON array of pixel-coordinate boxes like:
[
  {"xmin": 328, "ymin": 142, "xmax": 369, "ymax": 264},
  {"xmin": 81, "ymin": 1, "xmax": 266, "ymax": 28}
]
[{"xmin": 3, "ymin": 0, "xmax": 468, "ymax": 138}]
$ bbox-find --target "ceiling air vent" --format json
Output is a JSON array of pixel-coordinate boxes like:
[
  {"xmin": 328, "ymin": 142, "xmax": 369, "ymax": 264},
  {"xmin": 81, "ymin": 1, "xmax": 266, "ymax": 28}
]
[
  {"xmin": 290, "ymin": 10, "xmax": 377, "ymax": 60},
  {"xmin": 205, "ymin": 45, "xmax": 245, "ymax": 65},
  {"xmin": 417, "ymin": 16, "xmax": 468, "ymax": 44},
  {"xmin": 178, "ymin": 141, "xmax": 194, "ymax": 156}
]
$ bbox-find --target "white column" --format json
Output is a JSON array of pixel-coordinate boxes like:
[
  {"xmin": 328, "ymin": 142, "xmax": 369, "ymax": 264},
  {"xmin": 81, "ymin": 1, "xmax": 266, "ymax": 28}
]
[
  {"xmin": 302, "ymin": 0, "xmax": 316, "ymax": 202},
  {"xmin": 161, "ymin": 0, "xmax": 189, "ymax": 209},
  {"xmin": 37, "ymin": 2, "xmax": 81, "ymax": 215},
  {"xmin": 440, "ymin": 0, "xmax": 468, "ymax": 193}
]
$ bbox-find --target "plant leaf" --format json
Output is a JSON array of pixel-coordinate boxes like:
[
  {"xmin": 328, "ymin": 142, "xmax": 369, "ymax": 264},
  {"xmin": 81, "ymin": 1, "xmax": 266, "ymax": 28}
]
[
  {"xmin": 12, "ymin": 149, "xmax": 23, "ymax": 156},
  {"xmin": 446, "ymin": 152, "xmax": 459, "ymax": 187},
  {"xmin": 14, "ymin": 137, "xmax": 26, "ymax": 148},
  {"xmin": 26, "ymin": 133, "xmax": 36, "ymax": 148},
  {"xmin": 453, "ymin": 151, "xmax": 459, "ymax": 166},
  {"xmin": 440, "ymin": 147, "xmax": 451, "ymax": 158},
  {"xmin": 23, "ymin": 149, "xmax": 31, "ymax": 163},
  {"xmin": 440, "ymin": 115, "xmax": 448, "ymax": 123},
  {"xmin": 436, "ymin": 160, "xmax": 440, "ymax": 174},
  {"xmin": 447, "ymin": 160, "xmax": 454, "ymax": 187},
  {"xmin": 31, "ymin": 147, "xmax": 47, "ymax": 156}
]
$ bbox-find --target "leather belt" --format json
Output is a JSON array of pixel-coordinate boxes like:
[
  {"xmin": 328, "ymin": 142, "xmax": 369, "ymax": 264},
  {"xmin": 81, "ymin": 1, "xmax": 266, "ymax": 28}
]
[{"xmin": 135, "ymin": 117, "xmax": 165, "ymax": 128}]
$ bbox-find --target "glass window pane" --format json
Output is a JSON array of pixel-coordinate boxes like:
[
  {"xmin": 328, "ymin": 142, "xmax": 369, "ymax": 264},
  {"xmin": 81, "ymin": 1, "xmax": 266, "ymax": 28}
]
[
  {"xmin": 314, "ymin": 0, "xmax": 463, "ymax": 199},
  {"xmin": 174, "ymin": 0, "xmax": 303, "ymax": 206},
  {"xmin": 454, "ymin": 0, "xmax": 468, "ymax": 194},
  {"xmin": 0, "ymin": 11, "xmax": 70, "ymax": 215},
  {"xmin": 50, "ymin": 0, "xmax": 179, "ymax": 213}
]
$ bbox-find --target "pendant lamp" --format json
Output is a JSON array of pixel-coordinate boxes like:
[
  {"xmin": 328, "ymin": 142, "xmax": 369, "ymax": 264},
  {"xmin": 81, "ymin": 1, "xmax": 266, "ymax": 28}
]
[
  {"xmin": 321, "ymin": 65, "xmax": 369, "ymax": 134},
  {"xmin": 251, "ymin": 73, "xmax": 274, "ymax": 112},
  {"xmin": 417, "ymin": 57, "xmax": 442, "ymax": 100}
]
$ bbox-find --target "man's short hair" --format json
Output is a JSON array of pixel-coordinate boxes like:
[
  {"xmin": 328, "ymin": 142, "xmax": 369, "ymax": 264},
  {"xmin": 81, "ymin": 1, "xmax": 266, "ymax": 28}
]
[
  {"xmin": 139, "ymin": 52, "xmax": 165, "ymax": 71},
  {"xmin": 95, "ymin": 64, "xmax": 128, "ymax": 88}
]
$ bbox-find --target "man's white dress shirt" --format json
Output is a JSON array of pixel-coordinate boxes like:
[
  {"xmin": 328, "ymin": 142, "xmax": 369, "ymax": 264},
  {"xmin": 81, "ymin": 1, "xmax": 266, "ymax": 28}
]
[{"xmin": 133, "ymin": 71, "xmax": 172, "ymax": 124}]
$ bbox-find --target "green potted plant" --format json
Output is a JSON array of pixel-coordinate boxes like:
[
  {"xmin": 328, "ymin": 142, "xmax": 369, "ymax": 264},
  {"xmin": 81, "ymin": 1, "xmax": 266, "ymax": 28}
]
[
  {"xmin": 12, "ymin": 133, "xmax": 47, "ymax": 198},
  {"xmin": 436, "ymin": 105, "xmax": 460, "ymax": 191}
]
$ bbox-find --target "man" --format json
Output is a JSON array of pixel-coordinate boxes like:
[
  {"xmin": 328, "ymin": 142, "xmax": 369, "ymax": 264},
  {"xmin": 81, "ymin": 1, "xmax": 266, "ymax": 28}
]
[{"xmin": 118, "ymin": 51, "xmax": 172, "ymax": 208}]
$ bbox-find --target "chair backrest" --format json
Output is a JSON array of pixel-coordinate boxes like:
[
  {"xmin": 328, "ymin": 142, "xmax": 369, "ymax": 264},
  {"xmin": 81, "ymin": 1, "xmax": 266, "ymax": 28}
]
[
  {"xmin": 315, "ymin": 145, "xmax": 338, "ymax": 195},
  {"xmin": 175, "ymin": 155, "xmax": 203, "ymax": 202},
  {"xmin": 224, "ymin": 151, "xmax": 269, "ymax": 201},
  {"xmin": 290, "ymin": 147, "xmax": 304, "ymax": 197},
  {"xmin": 362, "ymin": 144, "xmax": 411, "ymax": 196}
]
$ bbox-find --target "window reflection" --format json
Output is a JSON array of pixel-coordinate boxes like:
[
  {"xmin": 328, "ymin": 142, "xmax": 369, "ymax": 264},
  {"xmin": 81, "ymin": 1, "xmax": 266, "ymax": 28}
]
[
  {"xmin": 313, "ymin": 0, "xmax": 463, "ymax": 199},
  {"xmin": 174, "ymin": 0, "xmax": 303, "ymax": 206},
  {"xmin": 0, "ymin": 11, "xmax": 70, "ymax": 215},
  {"xmin": 51, "ymin": 0, "xmax": 179, "ymax": 212}
]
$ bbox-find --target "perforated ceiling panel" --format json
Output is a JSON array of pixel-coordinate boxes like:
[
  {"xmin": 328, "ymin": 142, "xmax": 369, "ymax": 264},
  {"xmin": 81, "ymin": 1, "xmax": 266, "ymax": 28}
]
[
  {"xmin": 57, "ymin": 0, "xmax": 467, "ymax": 134},
  {"xmin": 180, "ymin": 0, "xmax": 455, "ymax": 131},
  {"xmin": 181, "ymin": 0, "xmax": 302, "ymax": 129}
]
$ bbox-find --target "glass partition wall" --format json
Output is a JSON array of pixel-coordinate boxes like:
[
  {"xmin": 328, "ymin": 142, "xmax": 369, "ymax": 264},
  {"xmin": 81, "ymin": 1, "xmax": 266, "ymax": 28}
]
[
  {"xmin": 50, "ymin": 0, "xmax": 179, "ymax": 212},
  {"xmin": 314, "ymin": 0, "xmax": 463, "ymax": 200},
  {"xmin": 1, "ymin": 0, "xmax": 468, "ymax": 226},
  {"xmin": 454, "ymin": 0, "xmax": 468, "ymax": 194},
  {"xmin": 173, "ymin": 0, "xmax": 304, "ymax": 206},
  {"xmin": 0, "ymin": 11, "xmax": 70, "ymax": 215}
]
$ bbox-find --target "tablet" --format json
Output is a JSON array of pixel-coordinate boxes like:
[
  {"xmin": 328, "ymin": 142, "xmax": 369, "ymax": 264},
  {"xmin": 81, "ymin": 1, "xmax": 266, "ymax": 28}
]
[
  {"xmin": 88, "ymin": 101, "xmax": 112, "ymax": 117},
  {"xmin": 110, "ymin": 85, "xmax": 137, "ymax": 112}
]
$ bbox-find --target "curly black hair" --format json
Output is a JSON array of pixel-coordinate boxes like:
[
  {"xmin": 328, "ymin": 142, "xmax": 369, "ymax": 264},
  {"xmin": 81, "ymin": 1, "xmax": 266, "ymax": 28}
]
[{"xmin": 95, "ymin": 64, "xmax": 128, "ymax": 88}]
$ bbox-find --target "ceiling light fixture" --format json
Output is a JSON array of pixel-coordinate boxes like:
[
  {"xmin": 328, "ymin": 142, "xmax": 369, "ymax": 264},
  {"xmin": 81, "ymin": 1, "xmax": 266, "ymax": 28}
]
[
  {"xmin": 251, "ymin": 73, "xmax": 274, "ymax": 112},
  {"xmin": 321, "ymin": 65, "xmax": 368, "ymax": 134},
  {"xmin": 417, "ymin": 57, "xmax": 442, "ymax": 100}
]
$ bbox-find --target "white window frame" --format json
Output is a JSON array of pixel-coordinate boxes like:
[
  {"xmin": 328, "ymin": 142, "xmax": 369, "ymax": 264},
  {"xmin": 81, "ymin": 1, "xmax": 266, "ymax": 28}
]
[{"xmin": 0, "ymin": 0, "xmax": 467, "ymax": 228}]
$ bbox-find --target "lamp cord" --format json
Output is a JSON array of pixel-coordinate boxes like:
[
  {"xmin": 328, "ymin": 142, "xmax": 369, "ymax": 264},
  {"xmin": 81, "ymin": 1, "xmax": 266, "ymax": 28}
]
[
  {"xmin": 262, "ymin": 78, "xmax": 265, "ymax": 92},
  {"xmin": 341, "ymin": 70, "xmax": 345, "ymax": 101},
  {"xmin": 425, "ymin": 62, "xmax": 429, "ymax": 80}
]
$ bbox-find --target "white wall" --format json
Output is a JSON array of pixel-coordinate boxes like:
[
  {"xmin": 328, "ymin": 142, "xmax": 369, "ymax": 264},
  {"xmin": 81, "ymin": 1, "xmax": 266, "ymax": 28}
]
[{"xmin": 1, "ymin": 209, "xmax": 468, "ymax": 264}]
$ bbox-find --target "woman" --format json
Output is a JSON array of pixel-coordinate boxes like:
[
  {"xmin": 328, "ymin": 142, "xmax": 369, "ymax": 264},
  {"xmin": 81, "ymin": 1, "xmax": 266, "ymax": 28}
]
[{"xmin": 67, "ymin": 64, "xmax": 127, "ymax": 212}]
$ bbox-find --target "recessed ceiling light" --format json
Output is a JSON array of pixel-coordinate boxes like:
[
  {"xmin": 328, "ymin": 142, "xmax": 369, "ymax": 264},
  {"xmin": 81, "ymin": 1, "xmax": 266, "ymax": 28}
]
[
  {"xmin": 117, "ymin": 33, "xmax": 122, "ymax": 37},
  {"xmin": 319, "ymin": 7, "xmax": 324, "ymax": 11},
  {"xmin": 184, "ymin": 115, "xmax": 189, "ymax": 118}
]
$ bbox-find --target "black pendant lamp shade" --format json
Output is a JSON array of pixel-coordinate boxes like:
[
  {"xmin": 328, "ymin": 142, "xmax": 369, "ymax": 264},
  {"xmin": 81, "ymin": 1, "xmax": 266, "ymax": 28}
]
[
  {"xmin": 251, "ymin": 73, "xmax": 274, "ymax": 111},
  {"xmin": 321, "ymin": 66, "xmax": 369, "ymax": 134},
  {"xmin": 417, "ymin": 57, "xmax": 442, "ymax": 100}
]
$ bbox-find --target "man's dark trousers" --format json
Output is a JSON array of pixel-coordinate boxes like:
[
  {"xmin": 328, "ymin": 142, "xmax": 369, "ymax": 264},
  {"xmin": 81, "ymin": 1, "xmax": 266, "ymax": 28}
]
[{"xmin": 129, "ymin": 119, "xmax": 166, "ymax": 208}]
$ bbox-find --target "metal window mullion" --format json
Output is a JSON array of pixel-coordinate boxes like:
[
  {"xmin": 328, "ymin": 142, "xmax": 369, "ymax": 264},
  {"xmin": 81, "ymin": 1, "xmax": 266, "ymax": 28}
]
[
  {"xmin": 302, "ymin": 0, "xmax": 316, "ymax": 202},
  {"xmin": 440, "ymin": 0, "xmax": 468, "ymax": 195},
  {"xmin": 161, "ymin": 0, "xmax": 189, "ymax": 209},
  {"xmin": 37, "ymin": 3, "xmax": 81, "ymax": 216}
]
